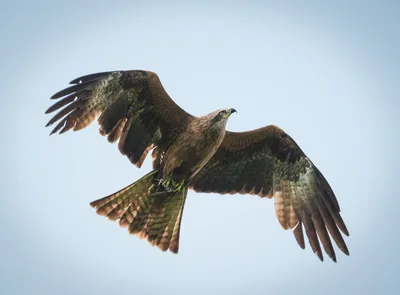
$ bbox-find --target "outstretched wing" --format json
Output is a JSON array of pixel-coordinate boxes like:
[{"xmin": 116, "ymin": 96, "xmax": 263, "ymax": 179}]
[
  {"xmin": 46, "ymin": 70, "xmax": 193, "ymax": 167},
  {"xmin": 189, "ymin": 125, "xmax": 349, "ymax": 262}
]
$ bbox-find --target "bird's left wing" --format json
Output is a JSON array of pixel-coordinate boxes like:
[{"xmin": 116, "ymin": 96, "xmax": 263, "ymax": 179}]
[
  {"xmin": 46, "ymin": 70, "xmax": 193, "ymax": 167},
  {"xmin": 189, "ymin": 125, "xmax": 349, "ymax": 262}
]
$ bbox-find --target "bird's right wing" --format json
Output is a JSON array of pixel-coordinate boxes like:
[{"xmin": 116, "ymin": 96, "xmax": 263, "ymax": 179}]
[
  {"xmin": 190, "ymin": 125, "xmax": 349, "ymax": 262},
  {"xmin": 46, "ymin": 70, "xmax": 194, "ymax": 167}
]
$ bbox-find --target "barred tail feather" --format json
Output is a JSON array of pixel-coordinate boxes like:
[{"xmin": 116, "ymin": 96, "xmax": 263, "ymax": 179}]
[
  {"xmin": 89, "ymin": 170, "xmax": 157, "ymax": 217},
  {"xmin": 90, "ymin": 170, "xmax": 188, "ymax": 254}
]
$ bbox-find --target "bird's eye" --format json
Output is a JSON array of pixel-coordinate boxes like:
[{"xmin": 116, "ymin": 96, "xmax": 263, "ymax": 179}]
[{"xmin": 219, "ymin": 111, "xmax": 225, "ymax": 116}]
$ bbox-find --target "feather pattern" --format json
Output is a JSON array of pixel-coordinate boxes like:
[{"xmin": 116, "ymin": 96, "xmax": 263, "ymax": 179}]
[
  {"xmin": 46, "ymin": 70, "xmax": 193, "ymax": 167},
  {"xmin": 90, "ymin": 170, "xmax": 187, "ymax": 253},
  {"xmin": 190, "ymin": 125, "xmax": 349, "ymax": 262},
  {"xmin": 46, "ymin": 70, "xmax": 349, "ymax": 261}
]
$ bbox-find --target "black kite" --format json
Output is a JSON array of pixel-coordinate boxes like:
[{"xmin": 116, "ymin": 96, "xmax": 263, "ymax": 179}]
[{"xmin": 46, "ymin": 70, "xmax": 349, "ymax": 262}]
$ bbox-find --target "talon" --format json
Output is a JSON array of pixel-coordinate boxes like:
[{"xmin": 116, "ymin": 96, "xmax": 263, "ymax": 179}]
[
  {"xmin": 172, "ymin": 179, "xmax": 184, "ymax": 192},
  {"xmin": 160, "ymin": 179, "xmax": 171, "ymax": 188},
  {"xmin": 160, "ymin": 178, "xmax": 184, "ymax": 192}
]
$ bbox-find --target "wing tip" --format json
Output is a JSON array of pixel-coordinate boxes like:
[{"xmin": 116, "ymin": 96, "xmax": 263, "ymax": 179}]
[
  {"xmin": 341, "ymin": 226, "xmax": 350, "ymax": 237},
  {"xmin": 69, "ymin": 78, "xmax": 81, "ymax": 84},
  {"xmin": 69, "ymin": 71, "xmax": 116, "ymax": 84},
  {"xmin": 316, "ymin": 252, "xmax": 324, "ymax": 262},
  {"xmin": 340, "ymin": 245, "xmax": 350, "ymax": 256},
  {"xmin": 50, "ymin": 93, "xmax": 60, "ymax": 100}
]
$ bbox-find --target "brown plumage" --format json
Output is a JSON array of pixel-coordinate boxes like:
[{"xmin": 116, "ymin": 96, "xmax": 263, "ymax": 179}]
[{"xmin": 46, "ymin": 70, "xmax": 349, "ymax": 261}]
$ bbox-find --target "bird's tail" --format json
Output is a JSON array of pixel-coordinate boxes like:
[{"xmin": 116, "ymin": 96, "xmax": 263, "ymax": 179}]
[{"xmin": 90, "ymin": 170, "xmax": 188, "ymax": 253}]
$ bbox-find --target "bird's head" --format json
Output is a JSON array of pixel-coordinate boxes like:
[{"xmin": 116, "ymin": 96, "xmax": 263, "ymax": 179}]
[
  {"xmin": 201, "ymin": 108, "xmax": 237, "ymax": 131},
  {"xmin": 214, "ymin": 108, "xmax": 237, "ymax": 120},
  {"xmin": 208, "ymin": 108, "xmax": 237, "ymax": 128},
  {"xmin": 218, "ymin": 108, "xmax": 237, "ymax": 119}
]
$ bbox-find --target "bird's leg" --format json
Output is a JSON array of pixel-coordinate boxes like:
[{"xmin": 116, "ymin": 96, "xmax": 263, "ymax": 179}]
[
  {"xmin": 158, "ymin": 173, "xmax": 185, "ymax": 192},
  {"xmin": 171, "ymin": 179, "xmax": 185, "ymax": 192},
  {"xmin": 176, "ymin": 180, "xmax": 185, "ymax": 191},
  {"xmin": 159, "ymin": 178, "xmax": 171, "ymax": 188}
]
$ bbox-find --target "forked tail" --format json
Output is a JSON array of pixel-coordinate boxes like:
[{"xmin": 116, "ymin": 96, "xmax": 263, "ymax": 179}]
[{"xmin": 90, "ymin": 170, "xmax": 188, "ymax": 253}]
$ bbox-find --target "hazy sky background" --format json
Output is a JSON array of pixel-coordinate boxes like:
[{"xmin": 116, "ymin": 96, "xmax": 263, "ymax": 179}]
[{"xmin": 1, "ymin": 1, "xmax": 399, "ymax": 294}]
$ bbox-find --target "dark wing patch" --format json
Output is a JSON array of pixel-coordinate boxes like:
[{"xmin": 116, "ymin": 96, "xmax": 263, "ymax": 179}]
[
  {"xmin": 46, "ymin": 70, "xmax": 193, "ymax": 167},
  {"xmin": 189, "ymin": 125, "xmax": 349, "ymax": 262}
]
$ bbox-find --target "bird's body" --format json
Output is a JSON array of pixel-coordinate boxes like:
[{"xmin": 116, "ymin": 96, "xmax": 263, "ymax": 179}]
[
  {"xmin": 161, "ymin": 110, "xmax": 229, "ymax": 184},
  {"xmin": 46, "ymin": 69, "xmax": 350, "ymax": 261}
]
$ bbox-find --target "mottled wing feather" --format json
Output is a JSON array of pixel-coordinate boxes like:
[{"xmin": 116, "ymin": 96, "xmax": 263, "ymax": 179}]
[
  {"xmin": 46, "ymin": 70, "xmax": 193, "ymax": 167},
  {"xmin": 190, "ymin": 125, "xmax": 349, "ymax": 262}
]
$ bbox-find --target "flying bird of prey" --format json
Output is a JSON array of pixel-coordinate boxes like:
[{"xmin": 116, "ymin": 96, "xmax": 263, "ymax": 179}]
[{"xmin": 46, "ymin": 70, "xmax": 349, "ymax": 262}]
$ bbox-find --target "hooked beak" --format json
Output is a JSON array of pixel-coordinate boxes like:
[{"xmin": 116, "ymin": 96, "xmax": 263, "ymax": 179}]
[{"xmin": 228, "ymin": 108, "xmax": 237, "ymax": 116}]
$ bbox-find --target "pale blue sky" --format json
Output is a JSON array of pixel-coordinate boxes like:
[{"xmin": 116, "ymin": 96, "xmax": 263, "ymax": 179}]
[{"xmin": 1, "ymin": 1, "xmax": 399, "ymax": 295}]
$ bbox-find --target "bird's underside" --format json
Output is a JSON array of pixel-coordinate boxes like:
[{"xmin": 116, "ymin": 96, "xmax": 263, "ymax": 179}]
[{"xmin": 46, "ymin": 69, "xmax": 350, "ymax": 262}]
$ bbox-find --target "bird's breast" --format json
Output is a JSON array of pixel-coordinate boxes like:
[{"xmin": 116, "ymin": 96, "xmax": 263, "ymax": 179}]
[{"xmin": 162, "ymin": 126, "xmax": 225, "ymax": 180}]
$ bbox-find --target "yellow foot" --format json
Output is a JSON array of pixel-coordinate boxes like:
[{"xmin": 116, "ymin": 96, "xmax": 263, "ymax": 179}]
[
  {"xmin": 159, "ymin": 178, "xmax": 171, "ymax": 188},
  {"xmin": 171, "ymin": 179, "xmax": 185, "ymax": 192},
  {"xmin": 160, "ymin": 179, "xmax": 185, "ymax": 192}
]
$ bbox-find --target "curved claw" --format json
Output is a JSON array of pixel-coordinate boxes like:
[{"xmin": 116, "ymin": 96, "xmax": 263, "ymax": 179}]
[
  {"xmin": 172, "ymin": 179, "xmax": 185, "ymax": 192},
  {"xmin": 160, "ymin": 178, "xmax": 185, "ymax": 192}
]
